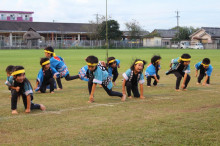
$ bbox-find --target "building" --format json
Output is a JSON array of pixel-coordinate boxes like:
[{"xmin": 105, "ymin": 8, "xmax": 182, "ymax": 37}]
[
  {"xmin": 0, "ymin": 11, "xmax": 34, "ymax": 22},
  {"xmin": 143, "ymin": 29, "xmax": 178, "ymax": 47}
]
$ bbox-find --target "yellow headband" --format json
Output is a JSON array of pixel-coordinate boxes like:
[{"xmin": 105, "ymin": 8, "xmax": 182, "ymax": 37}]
[
  {"xmin": 135, "ymin": 61, "xmax": 144, "ymax": 64},
  {"xmin": 44, "ymin": 50, "xmax": 56, "ymax": 57},
  {"xmin": 179, "ymin": 57, "xmax": 191, "ymax": 62},
  {"xmin": 155, "ymin": 59, "xmax": 160, "ymax": 63},
  {"xmin": 11, "ymin": 69, "xmax": 25, "ymax": 76},
  {"xmin": 42, "ymin": 60, "xmax": 50, "ymax": 66},
  {"xmin": 201, "ymin": 63, "xmax": 209, "ymax": 67},
  {"xmin": 108, "ymin": 59, "xmax": 116, "ymax": 64},
  {"xmin": 87, "ymin": 62, "xmax": 98, "ymax": 66}
]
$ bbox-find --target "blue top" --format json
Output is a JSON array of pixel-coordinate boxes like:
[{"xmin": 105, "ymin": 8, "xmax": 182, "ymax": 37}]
[
  {"xmin": 5, "ymin": 76, "xmax": 33, "ymax": 96},
  {"xmin": 50, "ymin": 56, "xmax": 69, "ymax": 77},
  {"xmin": 35, "ymin": 67, "xmax": 59, "ymax": 91},
  {"xmin": 79, "ymin": 65, "xmax": 89, "ymax": 81},
  {"xmin": 122, "ymin": 69, "xmax": 145, "ymax": 84},
  {"xmin": 171, "ymin": 57, "xmax": 190, "ymax": 73},
  {"xmin": 91, "ymin": 66, "xmax": 113, "ymax": 90},
  {"xmin": 145, "ymin": 63, "xmax": 161, "ymax": 77},
  {"xmin": 195, "ymin": 61, "xmax": 213, "ymax": 76},
  {"xmin": 108, "ymin": 59, "xmax": 120, "ymax": 78}
]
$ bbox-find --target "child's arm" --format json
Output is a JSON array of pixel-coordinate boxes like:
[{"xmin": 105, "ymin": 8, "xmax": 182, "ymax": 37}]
[
  {"xmin": 34, "ymin": 81, "xmax": 39, "ymax": 90},
  {"xmin": 202, "ymin": 75, "xmax": 209, "ymax": 86},
  {"xmin": 122, "ymin": 79, "xmax": 126, "ymax": 95},
  {"xmin": 89, "ymin": 83, "xmax": 97, "ymax": 102},
  {"xmin": 154, "ymin": 75, "xmax": 159, "ymax": 83},
  {"xmin": 9, "ymin": 86, "xmax": 20, "ymax": 92},
  {"xmin": 118, "ymin": 64, "xmax": 120, "ymax": 68},
  {"xmin": 25, "ymin": 95, "xmax": 31, "ymax": 113},
  {"xmin": 139, "ymin": 84, "xmax": 145, "ymax": 99},
  {"xmin": 181, "ymin": 73, "xmax": 188, "ymax": 89},
  {"xmin": 195, "ymin": 69, "xmax": 198, "ymax": 77}
]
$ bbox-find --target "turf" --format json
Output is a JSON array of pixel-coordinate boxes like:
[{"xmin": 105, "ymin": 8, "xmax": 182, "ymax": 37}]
[{"xmin": 0, "ymin": 48, "xmax": 220, "ymax": 145}]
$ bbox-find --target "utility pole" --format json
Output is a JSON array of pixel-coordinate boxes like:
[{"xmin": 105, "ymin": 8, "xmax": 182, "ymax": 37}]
[
  {"xmin": 175, "ymin": 10, "xmax": 180, "ymax": 45},
  {"xmin": 106, "ymin": 0, "xmax": 108, "ymax": 60}
]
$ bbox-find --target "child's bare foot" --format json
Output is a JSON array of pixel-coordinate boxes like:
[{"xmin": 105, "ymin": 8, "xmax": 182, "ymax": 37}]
[
  {"xmin": 175, "ymin": 89, "xmax": 181, "ymax": 92},
  {"xmin": 121, "ymin": 94, "xmax": 126, "ymax": 102},
  {"xmin": 128, "ymin": 96, "xmax": 132, "ymax": 99},
  {"xmin": 99, "ymin": 85, "xmax": 102, "ymax": 88},
  {"xmin": 183, "ymin": 89, "xmax": 187, "ymax": 91},
  {"xmin": 37, "ymin": 91, "xmax": 41, "ymax": 93},
  {"xmin": 196, "ymin": 82, "xmax": 200, "ymax": 85},
  {"xmin": 147, "ymin": 86, "xmax": 151, "ymax": 87},
  {"xmin": 40, "ymin": 104, "xmax": 46, "ymax": 111},
  {"xmin": 50, "ymin": 91, "xmax": 55, "ymax": 94},
  {"xmin": 113, "ymin": 82, "xmax": 116, "ymax": 86},
  {"xmin": 57, "ymin": 88, "xmax": 62, "ymax": 91},
  {"xmin": 12, "ymin": 110, "xmax": 18, "ymax": 114}
]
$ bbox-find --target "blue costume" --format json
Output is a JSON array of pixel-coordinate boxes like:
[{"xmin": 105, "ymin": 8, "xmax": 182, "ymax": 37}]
[
  {"xmin": 79, "ymin": 65, "xmax": 89, "ymax": 82},
  {"xmin": 195, "ymin": 61, "xmax": 213, "ymax": 84},
  {"xmin": 50, "ymin": 56, "xmax": 69, "ymax": 77},
  {"xmin": 145, "ymin": 63, "xmax": 161, "ymax": 86},
  {"xmin": 108, "ymin": 59, "xmax": 120, "ymax": 78}
]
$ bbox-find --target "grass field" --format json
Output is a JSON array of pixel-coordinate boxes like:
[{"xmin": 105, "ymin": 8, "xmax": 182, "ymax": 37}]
[{"xmin": 0, "ymin": 48, "xmax": 220, "ymax": 145}]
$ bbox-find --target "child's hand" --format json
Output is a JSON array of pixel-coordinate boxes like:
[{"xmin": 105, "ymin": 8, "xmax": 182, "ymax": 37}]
[
  {"xmin": 140, "ymin": 96, "xmax": 145, "ymax": 99},
  {"xmin": 25, "ymin": 109, "xmax": 31, "ymax": 113},
  {"xmin": 195, "ymin": 73, "xmax": 198, "ymax": 77},
  {"xmin": 181, "ymin": 84, "xmax": 185, "ymax": 89},
  {"xmin": 202, "ymin": 82, "xmax": 206, "ymax": 86},
  {"xmin": 88, "ymin": 96, "xmax": 94, "ymax": 103},
  {"xmin": 16, "ymin": 87, "xmax": 20, "ymax": 92},
  {"xmin": 156, "ymin": 79, "xmax": 159, "ymax": 83},
  {"xmin": 53, "ymin": 75, "xmax": 57, "ymax": 79}
]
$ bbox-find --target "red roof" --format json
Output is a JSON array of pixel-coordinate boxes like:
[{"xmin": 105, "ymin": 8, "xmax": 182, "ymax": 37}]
[{"xmin": 0, "ymin": 11, "xmax": 34, "ymax": 14}]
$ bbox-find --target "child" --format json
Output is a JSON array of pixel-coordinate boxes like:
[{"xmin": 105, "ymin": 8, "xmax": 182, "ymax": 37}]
[
  {"xmin": 5, "ymin": 66, "xmax": 46, "ymax": 114},
  {"xmin": 166, "ymin": 53, "xmax": 191, "ymax": 91},
  {"xmin": 78, "ymin": 65, "xmax": 90, "ymax": 82},
  {"xmin": 86, "ymin": 55, "xmax": 126, "ymax": 103},
  {"xmin": 5, "ymin": 65, "xmax": 15, "ymax": 90},
  {"xmin": 145, "ymin": 55, "xmax": 161, "ymax": 87},
  {"xmin": 107, "ymin": 57, "xmax": 120, "ymax": 86},
  {"xmin": 35, "ymin": 58, "xmax": 60, "ymax": 93},
  {"xmin": 195, "ymin": 58, "xmax": 213, "ymax": 86},
  {"xmin": 44, "ymin": 46, "xmax": 79, "ymax": 89},
  {"xmin": 122, "ymin": 59, "xmax": 146, "ymax": 99}
]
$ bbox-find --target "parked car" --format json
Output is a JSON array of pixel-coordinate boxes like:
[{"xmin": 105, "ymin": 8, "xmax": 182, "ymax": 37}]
[
  {"xmin": 180, "ymin": 41, "xmax": 190, "ymax": 49},
  {"xmin": 190, "ymin": 43, "xmax": 204, "ymax": 49}
]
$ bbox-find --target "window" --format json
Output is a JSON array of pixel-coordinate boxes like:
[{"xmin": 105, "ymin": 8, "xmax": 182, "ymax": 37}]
[
  {"xmin": 1, "ymin": 14, "xmax": 6, "ymax": 20},
  {"xmin": 10, "ymin": 15, "xmax": 15, "ymax": 20},
  {"xmin": 25, "ymin": 15, "xmax": 29, "ymax": 21}
]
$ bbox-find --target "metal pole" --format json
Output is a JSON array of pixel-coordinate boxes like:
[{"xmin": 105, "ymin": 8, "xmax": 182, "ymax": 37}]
[{"xmin": 106, "ymin": 0, "xmax": 108, "ymax": 61}]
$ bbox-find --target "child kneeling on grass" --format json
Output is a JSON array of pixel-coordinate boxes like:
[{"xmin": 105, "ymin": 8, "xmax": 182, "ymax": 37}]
[
  {"xmin": 5, "ymin": 66, "xmax": 46, "ymax": 114},
  {"xmin": 195, "ymin": 58, "xmax": 213, "ymax": 86},
  {"xmin": 86, "ymin": 55, "xmax": 126, "ymax": 103},
  {"xmin": 34, "ymin": 58, "xmax": 60, "ymax": 93},
  {"xmin": 106, "ymin": 57, "xmax": 120, "ymax": 86},
  {"xmin": 166, "ymin": 53, "xmax": 191, "ymax": 91},
  {"xmin": 122, "ymin": 59, "xmax": 146, "ymax": 99}
]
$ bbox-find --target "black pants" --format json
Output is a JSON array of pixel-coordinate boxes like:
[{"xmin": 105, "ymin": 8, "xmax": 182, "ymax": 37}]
[
  {"xmin": 147, "ymin": 75, "xmax": 160, "ymax": 86},
  {"xmin": 56, "ymin": 74, "xmax": 79, "ymax": 89},
  {"xmin": 11, "ymin": 90, "xmax": 40, "ymax": 110},
  {"xmin": 198, "ymin": 73, "xmax": 210, "ymax": 84},
  {"xmin": 88, "ymin": 79, "xmax": 123, "ymax": 97},
  {"xmin": 40, "ymin": 78, "xmax": 55, "ymax": 93},
  {"xmin": 173, "ymin": 71, "xmax": 191, "ymax": 89},
  {"xmin": 125, "ymin": 82, "xmax": 140, "ymax": 97},
  {"xmin": 112, "ymin": 68, "xmax": 119, "ymax": 82}
]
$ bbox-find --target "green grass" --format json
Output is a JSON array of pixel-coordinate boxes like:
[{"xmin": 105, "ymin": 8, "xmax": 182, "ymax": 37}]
[{"xmin": 0, "ymin": 48, "xmax": 220, "ymax": 145}]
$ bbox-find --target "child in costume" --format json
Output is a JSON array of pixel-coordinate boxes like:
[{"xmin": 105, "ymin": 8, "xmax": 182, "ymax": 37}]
[
  {"xmin": 107, "ymin": 57, "xmax": 120, "ymax": 86},
  {"xmin": 166, "ymin": 53, "xmax": 191, "ymax": 91},
  {"xmin": 5, "ymin": 66, "xmax": 46, "ymax": 114},
  {"xmin": 145, "ymin": 55, "xmax": 161, "ymax": 87},
  {"xmin": 35, "ymin": 58, "xmax": 60, "ymax": 93},
  {"xmin": 195, "ymin": 58, "xmax": 213, "ymax": 86},
  {"xmin": 44, "ymin": 46, "xmax": 79, "ymax": 89},
  {"xmin": 86, "ymin": 55, "xmax": 126, "ymax": 103},
  {"xmin": 5, "ymin": 65, "xmax": 15, "ymax": 90},
  {"xmin": 122, "ymin": 59, "xmax": 146, "ymax": 99}
]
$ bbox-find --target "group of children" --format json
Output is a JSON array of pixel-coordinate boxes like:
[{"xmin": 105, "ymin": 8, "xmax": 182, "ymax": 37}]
[{"xmin": 5, "ymin": 47, "xmax": 213, "ymax": 114}]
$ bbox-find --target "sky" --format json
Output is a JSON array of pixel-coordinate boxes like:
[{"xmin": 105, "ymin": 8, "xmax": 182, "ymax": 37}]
[{"xmin": 1, "ymin": 0, "xmax": 220, "ymax": 32}]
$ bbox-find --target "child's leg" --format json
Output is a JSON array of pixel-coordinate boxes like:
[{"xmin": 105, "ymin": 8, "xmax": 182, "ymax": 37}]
[
  {"xmin": 198, "ymin": 73, "xmax": 205, "ymax": 83},
  {"xmin": 112, "ymin": 68, "xmax": 119, "ymax": 82},
  {"xmin": 184, "ymin": 74, "xmax": 191, "ymax": 89},
  {"xmin": 153, "ymin": 75, "xmax": 160, "ymax": 86},
  {"xmin": 39, "ymin": 80, "xmax": 47, "ymax": 93},
  {"xmin": 22, "ymin": 94, "xmax": 41, "ymax": 110},
  {"xmin": 102, "ymin": 84, "xmax": 123, "ymax": 97},
  {"xmin": 207, "ymin": 75, "xmax": 210, "ymax": 84},
  {"xmin": 56, "ymin": 77, "xmax": 63, "ymax": 89},
  {"xmin": 131, "ymin": 85, "xmax": 140, "ymax": 98},
  {"xmin": 49, "ymin": 78, "xmax": 55, "ymax": 92},
  {"xmin": 125, "ymin": 82, "xmax": 132, "ymax": 97},
  {"xmin": 88, "ymin": 77, "xmax": 93, "ymax": 95},
  {"xmin": 173, "ymin": 71, "xmax": 183, "ymax": 90},
  {"xmin": 65, "ymin": 74, "xmax": 79, "ymax": 81},
  {"xmin": 147, "ymin": 76, "xmax": 152, "ymax": 86},
  {"xmin": 11, "ymin": 90, "xmax": 18, "ymax": 110}
]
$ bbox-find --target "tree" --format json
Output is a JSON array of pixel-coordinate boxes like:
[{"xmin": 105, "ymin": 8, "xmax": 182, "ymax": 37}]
[
  {"xmin": 125, "ymin": 19, "xmax": 145, "ymax": 40},
  {"xmin": 172, "ymin": 26, "xmax": 199, "ymax": 41},
  {"xmin": 98, "ymin": 19, "xmax": 122, "ymax": 40}
]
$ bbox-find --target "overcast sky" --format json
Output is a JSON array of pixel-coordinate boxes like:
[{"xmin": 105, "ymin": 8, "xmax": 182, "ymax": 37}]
[{"xmin": 1, "ymin": 0, "xmax": 220, "ymax": 32}]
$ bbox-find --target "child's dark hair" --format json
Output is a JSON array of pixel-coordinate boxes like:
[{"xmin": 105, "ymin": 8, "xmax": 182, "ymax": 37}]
[
  {"xmin": 40, "ymin": 57, "xmax": 50, "ymax": 69},
  {"xmin": 86, "ymin": 55, "xmax": 98, "ymax": 64},
  {"xmin": 130, "ymin": 59, "xmax": 146, "ymax": 72},
  {"xmin": 13, "ymin": 66, "xmax": 25, "ymax": 77},
  {"xmin": 151, "ymin": 55, "xmax": 161, "ymax": 66},
  {"xmin": 44, "ymin": 46, "xmax": 54, "ymax": 57},
  {"xmin": 107, "ymin": 57, "xmax": 116, "ymax": 66},
  {"xmin": 202, "ymin": 58, "xmax": 210, "ymax": 64},
  {"xmin": 5, "ymin": 65, "xmax": 15, "ymax": 74},
  {"xmin": 181, "ymin": 53, "xmax": 191, "ymax": 60}
]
